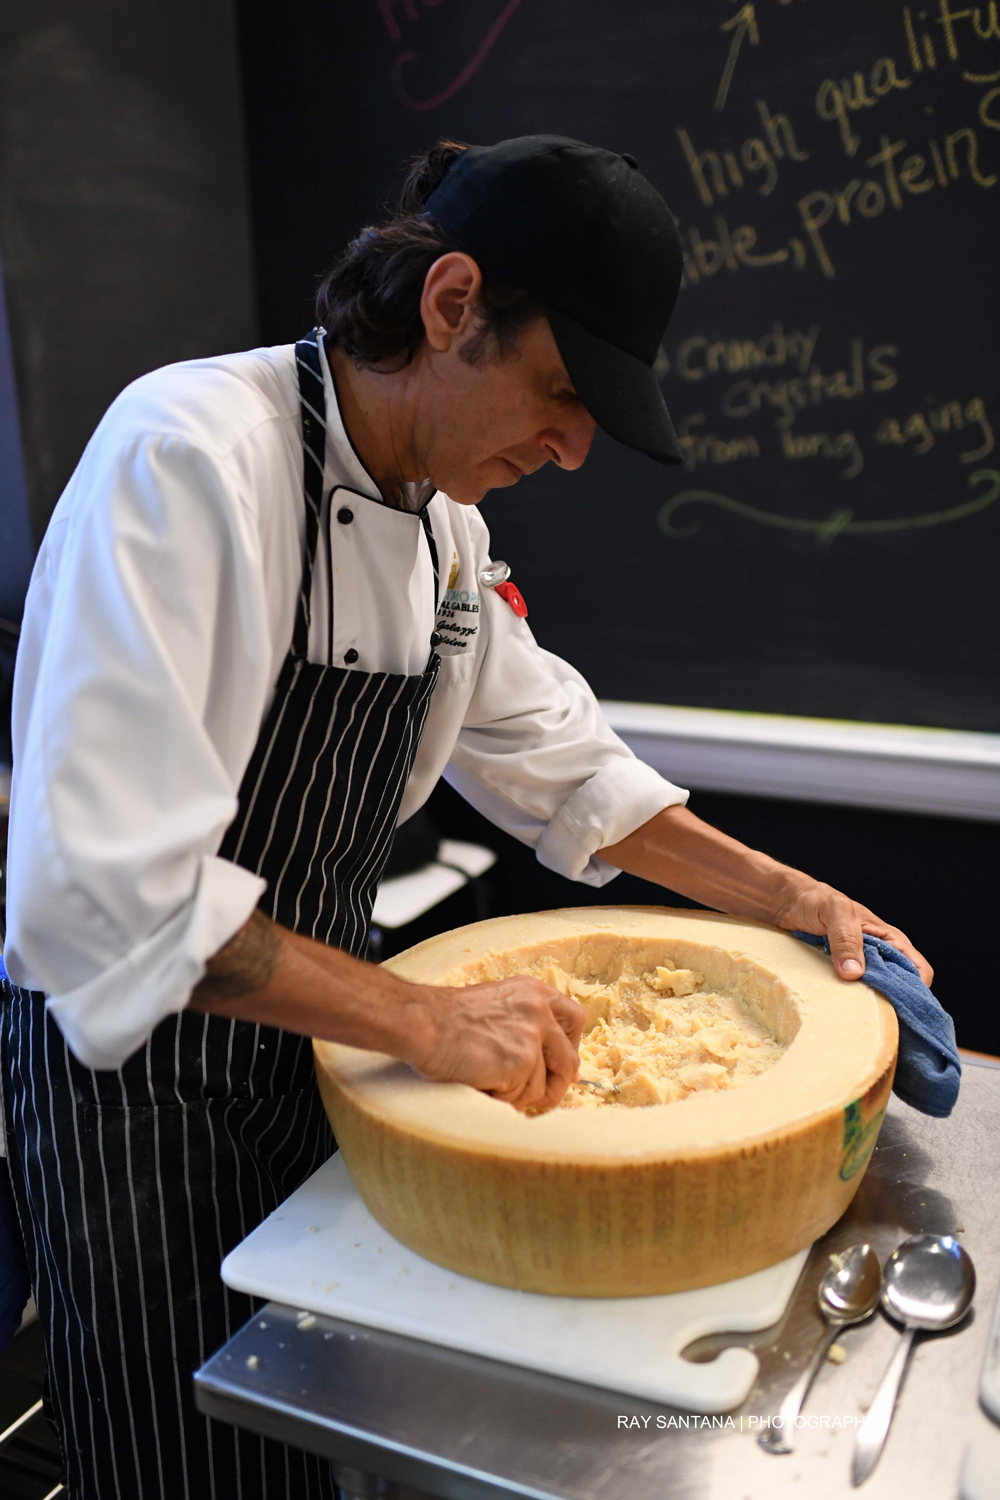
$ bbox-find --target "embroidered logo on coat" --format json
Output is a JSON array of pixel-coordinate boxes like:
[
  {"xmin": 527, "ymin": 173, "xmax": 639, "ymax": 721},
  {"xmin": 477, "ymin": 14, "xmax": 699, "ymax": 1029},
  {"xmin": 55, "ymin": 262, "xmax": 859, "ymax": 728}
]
[{"xmin": 436, "ymin": 559, "xmax": 480, "ymax": 651}]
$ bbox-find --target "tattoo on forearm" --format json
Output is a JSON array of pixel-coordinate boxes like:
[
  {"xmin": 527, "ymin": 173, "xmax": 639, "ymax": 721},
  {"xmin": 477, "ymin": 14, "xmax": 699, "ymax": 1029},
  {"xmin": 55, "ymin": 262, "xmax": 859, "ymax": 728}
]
[{"xmin": 193, "ymin": 910, "xmax": 282, "ymax": 1005}]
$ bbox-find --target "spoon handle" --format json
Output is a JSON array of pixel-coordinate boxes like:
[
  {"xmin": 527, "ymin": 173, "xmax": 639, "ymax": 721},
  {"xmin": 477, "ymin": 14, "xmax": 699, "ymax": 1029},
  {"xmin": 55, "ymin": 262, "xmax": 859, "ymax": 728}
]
[
  {"xmin": 758, "ymin": 1323, "xmax": 842, "ymax": 1455},
  {"xmin": 852, "ymin": 1326, "xmax": 916, "ymax": 1486}
]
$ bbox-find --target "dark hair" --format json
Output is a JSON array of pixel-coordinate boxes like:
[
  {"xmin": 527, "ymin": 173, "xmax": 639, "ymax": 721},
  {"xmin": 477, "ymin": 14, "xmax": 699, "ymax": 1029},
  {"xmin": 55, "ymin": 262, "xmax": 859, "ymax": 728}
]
[{"xmin": 316, "ymin": 141, "xmax": 539, "ymax": 369}]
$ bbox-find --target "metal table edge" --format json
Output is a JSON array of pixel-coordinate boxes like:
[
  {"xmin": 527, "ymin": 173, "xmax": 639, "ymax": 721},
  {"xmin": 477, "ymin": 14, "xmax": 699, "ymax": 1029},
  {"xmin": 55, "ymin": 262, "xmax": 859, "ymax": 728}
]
[{"xmin": 194, "ymin": 1356, "xmax": 559, "ymax": 1500}]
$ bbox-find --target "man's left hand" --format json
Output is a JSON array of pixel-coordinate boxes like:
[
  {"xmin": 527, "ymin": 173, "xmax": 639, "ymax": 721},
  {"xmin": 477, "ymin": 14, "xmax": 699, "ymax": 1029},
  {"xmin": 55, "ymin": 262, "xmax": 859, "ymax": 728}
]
[{"xmin": 770, "ymin": 878, "xmax": 934, "ymax": 987}]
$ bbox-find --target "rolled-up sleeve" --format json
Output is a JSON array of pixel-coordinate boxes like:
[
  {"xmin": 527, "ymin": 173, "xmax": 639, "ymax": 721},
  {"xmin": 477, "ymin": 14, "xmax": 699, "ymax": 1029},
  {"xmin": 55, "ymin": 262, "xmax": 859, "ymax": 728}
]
[
  {"xmin": 4, "ymin": 429, "xmax": 273, "ymax": 1069},
  {"xmin": 445, "ymin": 540, "xmax": 688, "ymax": 886}
]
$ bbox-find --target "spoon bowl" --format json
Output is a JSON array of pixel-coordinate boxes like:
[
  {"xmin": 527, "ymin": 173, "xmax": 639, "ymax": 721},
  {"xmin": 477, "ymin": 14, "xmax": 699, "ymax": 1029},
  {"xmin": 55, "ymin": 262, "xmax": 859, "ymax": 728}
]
[
  {"xmin": 820, "ymin": 1243, "xmax": 884, "ymax": 1321},
  {"xmin": 881, "ymin": 1233, "xmax": 976, "ymax": 1331},
  {"xmin": 759, "ymin": 1242, "xmax": 881, "ymax": 1455},
  {"xmin": 853, "ymin": 1235, "xmax": 976, "ymax": 1486}
]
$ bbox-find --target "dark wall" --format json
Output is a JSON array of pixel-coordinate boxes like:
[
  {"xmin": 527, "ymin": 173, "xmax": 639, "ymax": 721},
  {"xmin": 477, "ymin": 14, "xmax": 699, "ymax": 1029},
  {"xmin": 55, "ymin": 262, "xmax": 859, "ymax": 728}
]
[
  {"xmin": 0, "ymin": 0, "xmax": 259, "ymax": 542},
  {"xmin": 419, "ymin": 780, "xmax": 999, "ymax": 1058}
]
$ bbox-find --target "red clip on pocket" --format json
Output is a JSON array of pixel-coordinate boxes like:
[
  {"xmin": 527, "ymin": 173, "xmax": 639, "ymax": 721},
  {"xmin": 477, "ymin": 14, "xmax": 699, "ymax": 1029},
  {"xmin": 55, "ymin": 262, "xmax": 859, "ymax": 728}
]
[{"xmin": 494, "ymin": 580, "xmax": 528, "ymax": 618}]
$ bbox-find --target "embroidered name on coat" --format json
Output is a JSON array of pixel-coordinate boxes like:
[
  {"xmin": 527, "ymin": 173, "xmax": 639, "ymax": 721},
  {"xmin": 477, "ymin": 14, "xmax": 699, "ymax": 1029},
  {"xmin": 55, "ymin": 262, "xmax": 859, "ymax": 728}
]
[{"xmin": 436, "ymin": 585, "xmax": 480, "ymax": 651}]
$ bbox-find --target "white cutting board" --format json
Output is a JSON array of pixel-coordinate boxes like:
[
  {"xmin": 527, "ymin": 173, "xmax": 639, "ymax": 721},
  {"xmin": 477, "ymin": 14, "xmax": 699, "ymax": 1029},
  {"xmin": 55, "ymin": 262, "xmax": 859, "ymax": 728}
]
[{"xmin": 222, "ymin": 1154, "xmax": 808, "ymax": 1413}]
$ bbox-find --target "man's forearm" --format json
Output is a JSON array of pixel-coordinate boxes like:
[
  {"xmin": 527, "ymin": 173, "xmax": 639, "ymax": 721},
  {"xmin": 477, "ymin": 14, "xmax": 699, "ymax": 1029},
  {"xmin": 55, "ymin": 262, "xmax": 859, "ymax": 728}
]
[
  {"xmin": 188, "ymin": 909, "xmax": 587, "ymax": 1112},
  {"xmin": 598, "ymin": 804, "xmax": 806, "ymax": 922},
  {"xmin": 189, "ymin": 910, "xmax": 434, "ymax": 1063},
  {"xmin": 597, "ymin": 802, "xmax": 932, "ymax": 984}
]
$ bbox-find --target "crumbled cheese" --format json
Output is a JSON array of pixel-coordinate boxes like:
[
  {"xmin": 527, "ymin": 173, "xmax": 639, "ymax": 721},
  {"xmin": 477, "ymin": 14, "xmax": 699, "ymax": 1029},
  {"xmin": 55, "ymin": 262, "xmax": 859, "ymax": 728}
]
[
  {"xmin": 649, "ymin": 965, "xmax": 703, "ymax": 996},
  {"xmin": 827, "ymin": 1343, "xmax": 847, "ymax": 1364},
  {"xmin": 532, "ymin": 959, "xmax": 785, "ymax": 1110}
]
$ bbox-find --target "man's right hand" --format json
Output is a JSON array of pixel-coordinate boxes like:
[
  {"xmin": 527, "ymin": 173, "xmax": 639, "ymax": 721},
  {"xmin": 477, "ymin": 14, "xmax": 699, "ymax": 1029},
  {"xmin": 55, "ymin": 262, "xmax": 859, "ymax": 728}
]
[
  {"xmin": 191, "ymin": 914, "xmax": 584, "ymax": 1115},
  {"xmin": 407, "ymin": 976, "xmax": 586, "ymax": 1114}
]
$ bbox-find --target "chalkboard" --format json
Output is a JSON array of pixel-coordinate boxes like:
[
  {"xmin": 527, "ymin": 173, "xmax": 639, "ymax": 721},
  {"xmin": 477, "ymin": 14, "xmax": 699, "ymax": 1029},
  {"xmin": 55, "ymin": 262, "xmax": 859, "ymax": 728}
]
[{"xmin": 237, "ymin": 0, "xmax": 1000, "ymax": 731}]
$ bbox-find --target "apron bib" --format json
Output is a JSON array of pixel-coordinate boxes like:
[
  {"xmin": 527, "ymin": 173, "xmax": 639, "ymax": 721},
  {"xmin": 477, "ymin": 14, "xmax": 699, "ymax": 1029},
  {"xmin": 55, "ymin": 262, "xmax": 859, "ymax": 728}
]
[{"xmin": 1, "ymin": 331, "xmax": 440, "ymax": 1500}]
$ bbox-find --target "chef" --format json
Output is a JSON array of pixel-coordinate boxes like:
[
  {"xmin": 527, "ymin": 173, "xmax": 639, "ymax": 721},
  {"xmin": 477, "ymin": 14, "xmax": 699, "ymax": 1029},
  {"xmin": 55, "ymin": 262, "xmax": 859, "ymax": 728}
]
[{"xmin": 1, "ymin": 136, "xmax": 930, "ymax": 1500}]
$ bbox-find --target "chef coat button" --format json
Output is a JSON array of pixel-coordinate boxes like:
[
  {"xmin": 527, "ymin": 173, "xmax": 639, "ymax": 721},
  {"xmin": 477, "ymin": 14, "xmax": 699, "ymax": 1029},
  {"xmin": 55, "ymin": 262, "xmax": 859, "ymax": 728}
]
[
  {"xmin": 429, "ymin": 631, "xmax": 442, "ymax": 649},
  {"xmin": 344, "ymin": 648, "xmax": 359, "ymax": 664},
  {"xmin": 337, "ymin": 506, "xmax": 354, "ymax": 525}
]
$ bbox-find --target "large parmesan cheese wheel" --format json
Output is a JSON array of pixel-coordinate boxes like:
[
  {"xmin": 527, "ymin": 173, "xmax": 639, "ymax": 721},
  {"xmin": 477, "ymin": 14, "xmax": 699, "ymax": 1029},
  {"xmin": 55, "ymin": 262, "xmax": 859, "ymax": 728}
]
[{"xmin": 314, "ymin": 908, "xmax": 897, "ymax": 1296}]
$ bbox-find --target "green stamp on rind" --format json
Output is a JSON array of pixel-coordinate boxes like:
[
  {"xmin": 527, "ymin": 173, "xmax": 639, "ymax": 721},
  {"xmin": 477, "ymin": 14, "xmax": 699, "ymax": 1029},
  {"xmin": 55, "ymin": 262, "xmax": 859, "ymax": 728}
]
[{"xmin": 840, "ymin": 1099, "xmax": 885, "ymax": 1182}]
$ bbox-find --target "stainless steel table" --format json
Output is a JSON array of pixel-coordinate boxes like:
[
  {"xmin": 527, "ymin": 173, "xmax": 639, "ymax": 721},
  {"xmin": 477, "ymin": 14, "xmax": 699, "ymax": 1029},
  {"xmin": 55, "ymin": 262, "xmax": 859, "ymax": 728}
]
[{"xmin": 195, "ymin": 1057, "xmax": 1000, "ymax": 1500}]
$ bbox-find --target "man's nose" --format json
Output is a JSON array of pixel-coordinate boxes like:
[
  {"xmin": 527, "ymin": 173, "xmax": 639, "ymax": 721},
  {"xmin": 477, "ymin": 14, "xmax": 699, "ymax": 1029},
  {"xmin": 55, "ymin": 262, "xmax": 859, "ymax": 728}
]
[{"xmin": 543, "ymin": 410, "xmax": 598, "ymax": 471}]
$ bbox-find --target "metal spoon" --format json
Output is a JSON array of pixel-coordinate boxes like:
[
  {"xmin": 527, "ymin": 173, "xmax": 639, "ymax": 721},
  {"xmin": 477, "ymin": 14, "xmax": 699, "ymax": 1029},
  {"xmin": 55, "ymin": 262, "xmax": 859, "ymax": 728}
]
[
  {"xmin": 759, "ymin": 1242, "xmax": 882, "ymax": 1455},
  {"xmin": 575, "ymin": 1076, "xmax": 622, "ymax": 1097},
  {"xmin": 852, "ymin": 1233, "xmax": 975, "ymax": 1486}
]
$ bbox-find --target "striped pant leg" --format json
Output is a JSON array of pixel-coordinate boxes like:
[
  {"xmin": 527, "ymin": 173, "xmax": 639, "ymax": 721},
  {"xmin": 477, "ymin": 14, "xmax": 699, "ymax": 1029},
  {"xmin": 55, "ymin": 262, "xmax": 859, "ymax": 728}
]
[{"xmin": 1, "ymin": 986, "xmax": 338, "ymax": 1500}]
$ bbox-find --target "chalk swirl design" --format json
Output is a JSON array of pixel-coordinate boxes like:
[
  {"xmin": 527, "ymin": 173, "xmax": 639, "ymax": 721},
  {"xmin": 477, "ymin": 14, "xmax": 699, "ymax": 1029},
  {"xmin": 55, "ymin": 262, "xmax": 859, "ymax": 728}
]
[{"xmin": 658, "ymin": 469, "xmax": 1000, "ymax": 543}]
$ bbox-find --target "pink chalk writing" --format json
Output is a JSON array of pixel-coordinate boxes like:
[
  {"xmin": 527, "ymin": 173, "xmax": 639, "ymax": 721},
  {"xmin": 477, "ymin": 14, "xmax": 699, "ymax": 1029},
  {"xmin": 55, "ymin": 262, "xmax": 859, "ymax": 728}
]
[{"xmin": 379, "ymin": 0, "xmax": 526, "ymax": 112}]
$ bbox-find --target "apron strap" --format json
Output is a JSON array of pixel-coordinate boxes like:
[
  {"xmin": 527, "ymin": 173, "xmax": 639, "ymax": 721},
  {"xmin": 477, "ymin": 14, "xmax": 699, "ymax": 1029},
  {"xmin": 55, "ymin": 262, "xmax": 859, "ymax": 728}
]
[
  {"xmin": 293, "ymin": 330, "xmax": 328, "ymax": 658},
  {"xmin": 420, "ymin": 506, "xmax": 441, "ymax": 613}
]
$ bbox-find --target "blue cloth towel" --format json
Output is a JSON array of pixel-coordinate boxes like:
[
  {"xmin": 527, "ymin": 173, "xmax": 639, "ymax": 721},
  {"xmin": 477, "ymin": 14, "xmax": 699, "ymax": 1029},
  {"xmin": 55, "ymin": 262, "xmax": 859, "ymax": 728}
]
[{"xmin": 793, "ymin": 932, "xmax": 961, "ymax": 1117}]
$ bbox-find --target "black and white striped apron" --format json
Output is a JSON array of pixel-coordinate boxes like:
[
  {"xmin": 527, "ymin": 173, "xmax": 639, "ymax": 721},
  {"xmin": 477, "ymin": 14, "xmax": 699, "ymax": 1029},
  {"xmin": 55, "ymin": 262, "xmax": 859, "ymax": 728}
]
[{"xmin": 0, "ymin": 331, "xmax": 441, "ymax": 1500}]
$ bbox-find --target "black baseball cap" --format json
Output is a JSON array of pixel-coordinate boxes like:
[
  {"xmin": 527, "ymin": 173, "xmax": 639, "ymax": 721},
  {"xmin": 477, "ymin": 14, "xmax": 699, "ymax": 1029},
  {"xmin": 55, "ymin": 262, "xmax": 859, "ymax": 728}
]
[{"xmin": 426, "ymin": 135, "xmax": 683, "ymax": 465}]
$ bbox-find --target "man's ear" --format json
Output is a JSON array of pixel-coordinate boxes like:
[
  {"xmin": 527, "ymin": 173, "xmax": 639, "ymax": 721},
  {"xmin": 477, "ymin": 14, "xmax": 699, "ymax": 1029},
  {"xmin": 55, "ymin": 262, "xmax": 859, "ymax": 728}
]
[{"xmin": 421, "ymin": 253, "xmax": 482, "ymax": 352}]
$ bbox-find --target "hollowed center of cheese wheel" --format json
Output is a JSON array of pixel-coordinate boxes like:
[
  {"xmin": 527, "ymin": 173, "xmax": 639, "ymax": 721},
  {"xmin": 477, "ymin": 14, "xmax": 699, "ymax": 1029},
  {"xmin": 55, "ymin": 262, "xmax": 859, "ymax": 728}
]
[
  {"xmin": 443, "ymin": 933, "xmax": 796, "ymax": 1110},
  {"xmin": 558, "ymin": 960, "xmax": 785, "ymax": 1108}
]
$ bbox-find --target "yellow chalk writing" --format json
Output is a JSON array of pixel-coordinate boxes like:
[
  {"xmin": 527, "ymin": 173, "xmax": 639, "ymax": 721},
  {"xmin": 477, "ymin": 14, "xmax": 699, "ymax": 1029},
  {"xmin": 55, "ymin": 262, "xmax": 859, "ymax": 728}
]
[
  {"xmin": 937, "ymin": 0, "xmax": 1000, "ymax": 63},
  {"xmin": 676, "ymin": 415, "xmax": 762, "ymax": 471},
  {"xmin": 796, "ymin": 123, "xmax": 997, "ymax": 276},
  {"xmin": 676, "ymin": 100, "xmax": 808, "ymax": 208},
  {"xmin": 716, "ymin": 4, "xmax": 760, "ymax": 112},
  {"xmin": 675, "ymin": 324, "xmax": 820, "ymax": 381},
  {"xmin": 721, "ymin": 340, "xmax": 896, "ymax": 427},
  {"xmin": 781, "ymin": 428, "xmax": 865, "ymax": 478},
  {"xmin": 875, "ymin": 397, "xmax": 995, "ymax": 461}
]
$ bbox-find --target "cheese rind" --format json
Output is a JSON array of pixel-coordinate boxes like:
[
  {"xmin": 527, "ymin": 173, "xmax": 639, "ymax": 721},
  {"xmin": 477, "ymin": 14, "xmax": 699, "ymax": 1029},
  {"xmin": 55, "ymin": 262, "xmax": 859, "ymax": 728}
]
[{"xmin": 314, "ymin": 908, "xmax": 897, "ymax": 1296}]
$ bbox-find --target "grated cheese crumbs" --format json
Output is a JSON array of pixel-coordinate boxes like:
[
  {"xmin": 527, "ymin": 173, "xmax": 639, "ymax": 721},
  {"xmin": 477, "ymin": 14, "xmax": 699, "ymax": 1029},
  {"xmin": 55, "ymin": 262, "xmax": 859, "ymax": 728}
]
[{"xmin": 529, "ymin": 959, "xmax": 785, "ymax": 1110}]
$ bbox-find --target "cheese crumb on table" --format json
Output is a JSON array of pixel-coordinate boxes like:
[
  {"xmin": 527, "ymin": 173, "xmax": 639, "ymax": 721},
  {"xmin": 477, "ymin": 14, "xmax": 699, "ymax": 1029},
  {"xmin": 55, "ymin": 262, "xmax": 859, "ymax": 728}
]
[{"xmin": 528, "ymin": 957, "xmax": 786, "ymax": 1109}]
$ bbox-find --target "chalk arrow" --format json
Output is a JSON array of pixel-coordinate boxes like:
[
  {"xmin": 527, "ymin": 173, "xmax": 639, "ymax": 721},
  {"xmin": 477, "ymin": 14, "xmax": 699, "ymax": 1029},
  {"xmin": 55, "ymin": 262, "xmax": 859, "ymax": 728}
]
[{"xmin": 715, "ymin": 4, "xmax": 759, "ymax": 111}]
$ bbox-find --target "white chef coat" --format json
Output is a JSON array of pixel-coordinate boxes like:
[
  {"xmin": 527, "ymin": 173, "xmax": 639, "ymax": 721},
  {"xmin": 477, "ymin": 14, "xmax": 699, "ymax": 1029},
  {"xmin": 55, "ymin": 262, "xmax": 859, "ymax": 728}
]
[{"xmin": 3, "ymin": 342, "xmax": 688, "ymax": 1071}]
